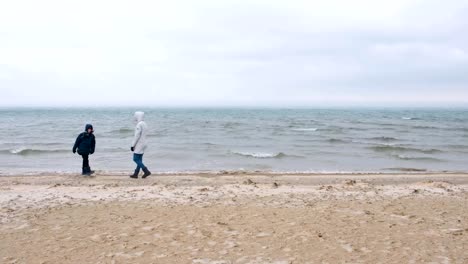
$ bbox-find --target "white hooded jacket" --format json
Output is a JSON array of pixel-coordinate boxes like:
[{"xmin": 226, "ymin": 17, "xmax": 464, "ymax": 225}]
[{"xmin": 131, "ymin": 111, "xmax": 148, "ymax": 154}]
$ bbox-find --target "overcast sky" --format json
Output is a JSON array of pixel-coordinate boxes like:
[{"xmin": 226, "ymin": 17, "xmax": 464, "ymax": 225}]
[{"xmin": 1, "ymin": 0, "xmax": 467, "ymax": 107}]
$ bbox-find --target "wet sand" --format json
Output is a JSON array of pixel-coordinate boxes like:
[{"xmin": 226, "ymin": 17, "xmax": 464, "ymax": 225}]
[{"xmin": 1, "ymin": 173, "xmax": 467, "ymax": 263}]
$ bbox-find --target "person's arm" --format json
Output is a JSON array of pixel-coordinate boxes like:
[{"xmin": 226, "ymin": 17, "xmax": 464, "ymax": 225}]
[
  {"xmin": 72, "ymin": 134, "xmax": 82, "ymax": 153},
  {"xmin": 90, "ymin": 135, "xmax": 96, "ymax": 154},
  {"xmin": 131, "ymin": 123, "xmax": 142, "ymax": 150}
]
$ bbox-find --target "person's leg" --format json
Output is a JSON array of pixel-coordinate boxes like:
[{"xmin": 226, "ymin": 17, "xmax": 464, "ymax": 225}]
[
  {"xmin": 81, "ymin": 154, "xmax": 89, "ymax": 175},
  {"xmin": 131, "ymin": 154, "xmax": 143, "ymax": 178},
  {"xmin": 83, "ymin": 155, "xmax": 89, "ymax": 168},
  {"xmin": 140, "ymin": 154, "xmax": 151, "ymax": 178},
  {"xmin": 138, "ymin": 154, "xmax": 146, "ymax": 168},
  {"xmin": 135, "ymin": 154, "xmax": 143, "ymax": 170},
  {"xmin": 85, "ymin": 155, "xmax": 94, "ymax": 175},
  {"xmin": 81, "ymin": 155, "xmax": 85, "ymax": 174},
  {"xmin": 134, "ymin": 154, "xmax": 144, "ymax": 168}
]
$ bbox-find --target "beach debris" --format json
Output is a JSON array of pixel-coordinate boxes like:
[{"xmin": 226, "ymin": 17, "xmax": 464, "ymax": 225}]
[
  {"xmin": 198, "ymin": 187, "xmax": 210, "ymax": 192},
  {"xmin": 141, "ymin": 226, "xmax": 155, "ymax": 231},
  {"xmin": 272, "ymin": 182, "xmax": 280, "ymax": 188},
  {"xmin": 193, "ymin": 258, "xmax": 230, "ymax": 264},
  {"xmin": 344, "ymin": 180, "xmax": 357, "ymax": 186},
  {"xmin": 422, "ymin": 181, "xmax": 454, "ymax": 192},
  {"xmin": 200, "ymin": 230, "xmax": 213, "ymax": 237},
  {"xmin": 447, "ymin": 228, "xmax": 464, "ymax": 236},
  {"xmin": 128, "ymin": 188, "xmax": 145, "ymax": 193},
  {"xmin": 319, "ymin": 185, "xmax": 334, "ymax": 191},
  {"xmin": 282, "ymin": 247, "xmax": 292, "ymax": 252},
  {"xmin": 103, "ymin": 183, "xmax": 119, "ymax": 188},
  {"xmin": 3, "ymin": 257, "xmax": 18, "ymax": 264},
  {"xmin": 341, "ymin": 243, "xmax": 353, "ymax": 253},
  {"xmin": 243, "ymin": 179, "xmax": 256, "ymax": 185},
  {"xmin": 413, "ymin": 189, "xmax": 421, "ymax": 194},
  {"xmin": 256, "ymin": 232, "xmax": 271, "ymax": 238},
  {"xmin": 90, "ymin": 234, "xmax": 103, "ymax": 242}
]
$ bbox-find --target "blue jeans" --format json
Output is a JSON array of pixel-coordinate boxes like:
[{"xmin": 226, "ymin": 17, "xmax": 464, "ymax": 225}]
[{"xmin": 133, "ymin": 153, "xmax": 146, "ymax": 172}]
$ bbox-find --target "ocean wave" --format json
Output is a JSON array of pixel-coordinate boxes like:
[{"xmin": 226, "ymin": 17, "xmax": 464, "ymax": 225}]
[
  {"xmin": 110, "ymin": 128, "xmax": 134, "ymax": 134},
  {"xmin": 147, "ymin": 133, "xmax": 166, "ymax": 138},
  {"xmin": 322, "ymin": 126, "xmax": 345, "ymax": 132},
  {"xmin": 411, "ymin": 125, "xmax": 440, "ymax": 129},
  {"xmin": 402, "ymin": 117, "xmax": 421, "ymax": 120},
  {"xmin": 223, "ymin": 122, "xmax": 243, "ymax": 129},
  {"xmin": 2, "ymin": 148, "xmax": 68, "ymax": 156},
  {"xmin": 327, "ymin": 138, "xmax": 347, "ymax": 143},
  {"xmin": 291, "ymin": 128, "xmax": 318, "ymax": 132},
  {"xmin": 346, "ymin": 127, "xmax": 368, "ymax": 131},
  {"xmin": 391, "ymin": 154, "xmax": 444, "ymax": 162},
  {"xmin": 369, "ymin": 136, "xmax": 398, "ymax": 142},
  {"xmin": 231, "ymin": 151, "xmax": 289, "ymax": 159},
  {"xmin": 369, "ymin": 145, "xmax": 442, "ymax": 154},
  {"xmin": 202, "ymin": 142, "xmax": 218, "ymax": 146},
  {"xmin": 442, "ymin": 145, "xmax": 468, "ymax": 153},
  {"xmin": 384, "ymin": 167, "xmax": 427, "ymax": 172},
  {"xmin": 352, "ymin": 121, "xmax": 397, "ymax": 127}
]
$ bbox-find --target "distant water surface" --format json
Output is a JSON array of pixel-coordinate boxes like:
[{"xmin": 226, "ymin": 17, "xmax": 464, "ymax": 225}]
[{"xmin": 0, "ymin": 108, "xmax": 467, "ymax": 174}]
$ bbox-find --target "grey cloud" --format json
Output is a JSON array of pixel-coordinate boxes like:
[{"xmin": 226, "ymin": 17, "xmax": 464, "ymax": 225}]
[{"xmin": 0, "ymin": 0, "xmax": 467, "ymax": 107}]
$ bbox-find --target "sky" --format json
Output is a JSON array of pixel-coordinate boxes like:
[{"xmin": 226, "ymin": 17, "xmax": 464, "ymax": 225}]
[{"xmin": 0, "ymin": 0, "xmax": 467, "ymax": 107}]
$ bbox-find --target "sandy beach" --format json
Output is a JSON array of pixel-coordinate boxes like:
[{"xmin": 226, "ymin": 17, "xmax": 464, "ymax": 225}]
[{"xmin": 0, "ymin": 173, "xmax": 467, "ymax": 263}]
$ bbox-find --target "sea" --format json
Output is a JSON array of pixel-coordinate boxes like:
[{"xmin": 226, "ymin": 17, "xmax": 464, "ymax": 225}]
[{"xmin": 0, "ymin": 108, "xmax": 467, "ymax": 175}]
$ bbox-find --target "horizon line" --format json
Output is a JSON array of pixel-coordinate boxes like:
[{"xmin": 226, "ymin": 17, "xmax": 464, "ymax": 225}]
[{"xmin": 1, "ymin": 105, "xmax": 467, "ymax": 110}]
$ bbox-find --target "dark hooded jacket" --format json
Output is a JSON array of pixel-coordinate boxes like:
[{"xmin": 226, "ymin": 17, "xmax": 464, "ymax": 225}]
[{"xmin": 73, "ymin": 124, "xmax": 96, "ymax": 155}]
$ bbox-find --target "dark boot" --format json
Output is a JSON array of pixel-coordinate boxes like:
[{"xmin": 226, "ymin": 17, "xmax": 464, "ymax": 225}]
[
  {"xmin": 83, "ymin": 167, "xmax": 94, "ymax": 176},
  {"xmin": 81, "ymin": 167, "xmax": 86, "ymax": 175},
  {"xmin": 142, "ymin": 167, "xmax": 151, "ymax": 178},
  {"xmin": 130, "ymin": 169, "xmax": 140, "ymax": 179}
]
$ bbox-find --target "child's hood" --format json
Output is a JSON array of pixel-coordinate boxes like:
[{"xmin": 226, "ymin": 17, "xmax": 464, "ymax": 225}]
[
  {"xmin": 85, "ymin": 124, "xmax": 94, "ymax": 132},
  {"xmin": 134, "ymin": 111, "xmax": 145, "ymax": 123}
]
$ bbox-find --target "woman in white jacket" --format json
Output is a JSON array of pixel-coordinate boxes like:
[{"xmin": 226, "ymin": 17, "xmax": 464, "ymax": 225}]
[{"xmin": 130, "ymin": 111, "xmax": 151, "ymax": 178}]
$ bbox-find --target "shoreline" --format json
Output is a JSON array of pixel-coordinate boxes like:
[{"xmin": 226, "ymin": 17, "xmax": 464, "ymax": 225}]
[
  {"xmin": 2, "ymin": 172, "xmax": 468, "ymax": 185},
  {"xmin": 2, "ymin": 169, "xmax": 468, "ymax": 177}
]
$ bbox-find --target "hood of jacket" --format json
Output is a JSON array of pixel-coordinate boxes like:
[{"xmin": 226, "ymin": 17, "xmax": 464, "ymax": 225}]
[
  {"xmin": 85, "ymin": 124, "xmax": 94, "ymax": 132},
  {"xmin": 134, "ymin": 111, "xmax": 145, "ymax": 123}
]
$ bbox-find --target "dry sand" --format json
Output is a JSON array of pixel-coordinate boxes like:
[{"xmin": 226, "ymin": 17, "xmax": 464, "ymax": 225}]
[{"xmin": 0, "ymin": 173, "xmax": 467, "ymax": 263}]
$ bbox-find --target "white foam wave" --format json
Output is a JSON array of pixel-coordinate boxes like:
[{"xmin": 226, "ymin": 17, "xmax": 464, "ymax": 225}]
[
  {"xmin": 292, "ymin": 128, "xmax": 318, "ymax": 132},
  {"xmin": 231, "ymin": 151, "xmax": 286, "ymax": 158}
]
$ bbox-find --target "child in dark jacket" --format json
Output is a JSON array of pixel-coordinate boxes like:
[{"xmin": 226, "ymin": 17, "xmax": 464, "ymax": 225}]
[{"xmin": 73, "ymin": 124, "xmax": 96, "ymax": 175}]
